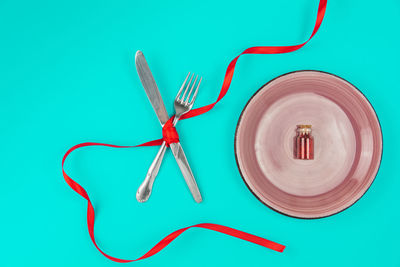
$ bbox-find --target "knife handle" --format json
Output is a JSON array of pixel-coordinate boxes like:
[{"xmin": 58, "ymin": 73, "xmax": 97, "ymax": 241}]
[
  {"xmin": 136, "ymin": 142, "xmax": 167, "ymax": 202},
  {"xmin": 170, "ymin": 142, "xmax": 202, "ymax": 203}
]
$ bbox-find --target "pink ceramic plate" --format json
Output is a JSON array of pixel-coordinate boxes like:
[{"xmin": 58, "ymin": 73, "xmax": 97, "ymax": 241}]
[{"xmin": 235, "ymin": 71, "xmax": 382, "ymax": 218}]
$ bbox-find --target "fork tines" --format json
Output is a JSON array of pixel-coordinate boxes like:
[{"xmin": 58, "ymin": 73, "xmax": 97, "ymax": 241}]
[{"xmin": 176, "ymin": 72, "xmax": 202, "ymax": 105}]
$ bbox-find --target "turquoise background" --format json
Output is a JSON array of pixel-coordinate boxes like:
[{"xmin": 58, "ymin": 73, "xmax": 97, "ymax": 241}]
[{"xmin": 1, "ymin": 0, "xmax": 399, "ymax": 266}]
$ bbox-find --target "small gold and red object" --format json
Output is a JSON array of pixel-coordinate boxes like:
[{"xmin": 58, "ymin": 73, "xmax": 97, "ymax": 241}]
[{"xmin": 294, "ymin": 125, "xmax": 314, "ymax": 160}]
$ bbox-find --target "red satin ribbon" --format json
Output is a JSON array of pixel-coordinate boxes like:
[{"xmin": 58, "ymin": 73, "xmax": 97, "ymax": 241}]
[
  {"xmin": 63, "ymin": 0, "xmax": 326, "ymax": 262},
  {"xmin": 162, "ymin": 119, "xmax": 179, "ymax": 146}
]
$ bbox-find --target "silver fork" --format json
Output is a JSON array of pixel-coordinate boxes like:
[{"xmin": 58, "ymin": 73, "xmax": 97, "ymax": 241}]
[{"xmin": 136, "ymin": 73, "xmax": 202, "ymax": 202}]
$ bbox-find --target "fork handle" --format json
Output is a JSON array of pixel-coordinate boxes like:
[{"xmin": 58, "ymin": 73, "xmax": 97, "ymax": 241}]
[
  {"xmin": 136, "ymin": 142, "xmax": 167, "ymax": 202},
  {"xmin": 136, "ymin": 115, "xmax": 181, "ymax": 202}
]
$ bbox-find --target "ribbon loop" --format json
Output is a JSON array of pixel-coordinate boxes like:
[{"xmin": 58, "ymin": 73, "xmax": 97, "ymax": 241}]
[{"xmin": 162, "ymin": 118, "xmax": 179, "ymax": 146}]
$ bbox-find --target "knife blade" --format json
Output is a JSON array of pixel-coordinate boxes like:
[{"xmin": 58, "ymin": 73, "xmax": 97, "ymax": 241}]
[
  {"xmin": 134, "ymin": 50, "xmax": 202, "ymax": 203},
  {"xmin": 135, "ymin": 50, "xmax": 169, "ymax": 126}
]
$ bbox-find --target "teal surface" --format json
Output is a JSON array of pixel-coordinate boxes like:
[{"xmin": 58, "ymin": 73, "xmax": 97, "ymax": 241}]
[{"xmin": 1, "ymin": 0, "xmax": 399, "ymax": 266}]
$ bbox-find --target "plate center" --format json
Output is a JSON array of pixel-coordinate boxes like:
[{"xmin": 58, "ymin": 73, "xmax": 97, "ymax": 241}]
[{"xmin": 255, "ymin": 92, "xmax": 357, "ymax": 197}]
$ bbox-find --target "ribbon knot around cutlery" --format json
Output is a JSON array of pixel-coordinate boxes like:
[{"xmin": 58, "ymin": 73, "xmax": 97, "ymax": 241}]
[{"xmin": 162, "ymin": 117, "xmax": 179, "ymax": 146}]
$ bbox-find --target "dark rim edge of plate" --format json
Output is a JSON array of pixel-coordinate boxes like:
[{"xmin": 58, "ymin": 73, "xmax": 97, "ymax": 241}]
[{"xmin": 233, "ymin": 69, "xmax": 384, "ymax": 220}]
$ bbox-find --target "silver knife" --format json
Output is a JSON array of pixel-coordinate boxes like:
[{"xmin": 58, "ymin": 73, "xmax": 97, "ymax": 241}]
[{"xmin": 135, "ymin": 50, "xmax": 202, "ymax": 203}]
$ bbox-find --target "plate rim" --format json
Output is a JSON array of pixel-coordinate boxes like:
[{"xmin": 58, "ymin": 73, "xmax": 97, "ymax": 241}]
[{"xmin": 234, "ymin": 70, "xmax": 383, "ymax": 219}]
